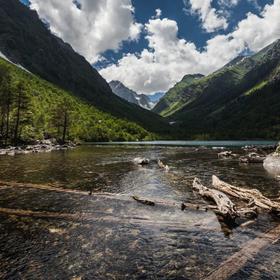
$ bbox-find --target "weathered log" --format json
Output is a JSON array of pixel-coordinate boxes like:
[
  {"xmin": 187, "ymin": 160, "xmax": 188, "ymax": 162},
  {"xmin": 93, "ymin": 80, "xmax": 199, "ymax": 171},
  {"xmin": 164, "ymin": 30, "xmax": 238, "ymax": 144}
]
[
  {"xmin": 204, "ymin": 223, "xmax": 280, "ymax": 280},
  {"xmin": 157, "ymin": 160, "xmax": 170, "ymax": 171},
  {"xmin": 133, "ymin": 157, "xmax": 150, "ymax": 165},
  {"xmin": 193, "ymin": 178, "xmax": 238, "ymax": 220},
  {"xmin": 212, "ymin": 175, "xmax": 280, "ymax": 212},
  {"xmin": 132, "ymin": 196, "xmax": 155, "ymax": 206},
  {"xmin": 0, "ymin": 207, "xmax": 215, "ymax": 230}
]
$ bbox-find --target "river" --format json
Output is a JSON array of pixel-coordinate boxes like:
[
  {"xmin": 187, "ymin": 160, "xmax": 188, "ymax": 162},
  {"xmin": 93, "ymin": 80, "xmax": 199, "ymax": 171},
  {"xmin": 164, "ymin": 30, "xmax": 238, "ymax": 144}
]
[{"xmin": 0, "ymin": 141, "xmax": 279, "ymax": 279}]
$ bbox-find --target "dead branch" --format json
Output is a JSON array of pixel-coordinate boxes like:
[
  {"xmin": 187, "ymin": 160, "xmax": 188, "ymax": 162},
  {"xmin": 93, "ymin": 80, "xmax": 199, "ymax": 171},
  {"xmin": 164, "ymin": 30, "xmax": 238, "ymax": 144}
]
[
  {"xmin": 212, "ymin": 175, "xmax": 280, "ymax": 212},
  {"xmin": 193, "ymin": 178, "xmax": 238, "ymax": 220}
]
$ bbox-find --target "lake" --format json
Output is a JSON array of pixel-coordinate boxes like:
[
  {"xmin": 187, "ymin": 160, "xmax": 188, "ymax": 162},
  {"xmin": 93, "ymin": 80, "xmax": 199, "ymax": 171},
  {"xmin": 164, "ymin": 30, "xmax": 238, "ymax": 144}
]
[{"xmin": 0, "ymin": 141, "xmax": 279, "ymax": 279}]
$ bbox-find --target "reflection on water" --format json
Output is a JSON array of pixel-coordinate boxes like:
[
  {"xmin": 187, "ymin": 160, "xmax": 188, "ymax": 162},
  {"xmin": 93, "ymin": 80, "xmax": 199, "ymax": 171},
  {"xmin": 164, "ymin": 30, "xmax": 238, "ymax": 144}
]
[{"xmin": 0, "ymin": 144, "xmax": 280, "ymax": 279}]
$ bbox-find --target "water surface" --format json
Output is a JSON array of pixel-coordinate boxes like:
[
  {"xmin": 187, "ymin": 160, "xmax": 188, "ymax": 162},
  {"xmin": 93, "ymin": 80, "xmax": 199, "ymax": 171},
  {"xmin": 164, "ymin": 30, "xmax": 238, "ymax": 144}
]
[{"xmin": 0, "ymin": 142, "xmax": 280, "ymax": 279}]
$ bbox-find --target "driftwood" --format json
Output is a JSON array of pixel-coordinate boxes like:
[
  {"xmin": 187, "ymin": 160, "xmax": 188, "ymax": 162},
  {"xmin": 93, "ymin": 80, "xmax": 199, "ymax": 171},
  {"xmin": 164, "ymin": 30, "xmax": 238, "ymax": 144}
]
[
  {"xmin": 157, "ymin": 160, "xmax": 170, "ymax": 171},
  {"xmin": 133, "ymin": 157, "xmax": 150, "ymax": 165},
  {"xmin": 212, "ymin": 175, "xmax": 280, "ymax": 212},
  {"xmin": 132, "ymin": 196, "xmax": 155, "ymax": 206},
  {"xmin": 193, "ymin": 178, "xmax": 238, "ymax": 220},
  {"xmin": 204, "ymin": 223, "xmax": 280, "ymax": 280}
]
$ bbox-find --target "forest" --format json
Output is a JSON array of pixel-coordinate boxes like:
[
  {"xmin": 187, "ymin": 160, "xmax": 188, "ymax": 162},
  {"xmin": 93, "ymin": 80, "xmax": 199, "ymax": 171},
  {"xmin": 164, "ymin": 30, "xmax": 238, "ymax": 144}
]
[{"xmin": 0, "ymin": 59, "xmax": 157, "ymax": 146}]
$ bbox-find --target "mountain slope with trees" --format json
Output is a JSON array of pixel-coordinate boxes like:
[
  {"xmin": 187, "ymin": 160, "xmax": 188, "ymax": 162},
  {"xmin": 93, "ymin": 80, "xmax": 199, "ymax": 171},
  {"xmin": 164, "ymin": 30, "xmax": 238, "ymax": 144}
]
[
  {"xmin": 0, "ymin": 0, "xmax": 170, "ymax": 135},
  {"xmin": 0, "ymin": 57, "xmax": 158, "ymax": 145},
  {"xmin": 157, "ymin": 40, "xmax": 280, "ymax": 139},
  {"xmin": 153, "ymin": 74, "xmax": 204, "ymax": 116}
]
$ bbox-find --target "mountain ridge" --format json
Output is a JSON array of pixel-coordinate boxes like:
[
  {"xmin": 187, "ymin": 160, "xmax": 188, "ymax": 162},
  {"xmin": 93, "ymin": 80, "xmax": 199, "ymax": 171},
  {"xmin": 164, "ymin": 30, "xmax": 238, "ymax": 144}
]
[
  {"xmin": 160, "ymin": 39, "xmax": 280, "ymax": 139},
  {"xmin": 0, "ymin": 0, "xmax": 170, "ymax": 135},
  {"xmin": 109, "ymin": 80, "xmax": 153, "ymax": 110}
]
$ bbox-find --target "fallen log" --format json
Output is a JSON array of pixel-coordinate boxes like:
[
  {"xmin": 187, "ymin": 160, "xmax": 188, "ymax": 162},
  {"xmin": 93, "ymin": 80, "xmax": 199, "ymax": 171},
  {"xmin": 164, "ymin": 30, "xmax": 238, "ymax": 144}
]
[
  {"xmin": 204, "ymin": 223, "xmax": 280, "ymax": 280},
  {"xmin": 0, "ymin": 207, "xmax": 220, "ymax": 231},
  {"xmin": 132, "ymin": 196, "xmax": 156, "ymax": 206},
  {"xmin": 133, "ymin": 157, "xmax": 150, "ymax": 165},
  {"xmin": 212, "ymin": 175, "xmax": 280, "ymax": 212},
  {"xmin": 157, "ymin": 160, "xmax": 170, "ymax": 171},
  {"xmin": 193, "ymin": 178, "xmax": 238, "ymax": 220}
]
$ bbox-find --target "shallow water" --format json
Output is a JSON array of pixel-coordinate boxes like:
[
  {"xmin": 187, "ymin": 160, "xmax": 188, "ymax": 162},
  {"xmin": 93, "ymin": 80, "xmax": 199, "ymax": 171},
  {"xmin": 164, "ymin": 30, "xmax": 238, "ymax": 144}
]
[{"xmin": 0, "ymin": 143, "xmax": 280, "ymax": 279}]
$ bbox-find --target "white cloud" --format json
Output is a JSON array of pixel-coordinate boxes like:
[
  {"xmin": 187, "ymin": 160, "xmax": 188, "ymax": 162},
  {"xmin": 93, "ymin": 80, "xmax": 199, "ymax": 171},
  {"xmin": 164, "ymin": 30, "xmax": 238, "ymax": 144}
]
[
  {"xmin": 100, "ymin": 0, "xmax": 280, "ymax": 94},
  {"xmin": 184, "ymin": 0, "xmax": 228, "ymax": 32},
  {"xmin": 218, "ymin": 0, "xmax": 240, "ymax": 8},
  {"xmin": 29, "ymin": 0, "xmax": 142, "ymax": 63},
  {"xmin": 155, "ymin": 8, "xmax": 162, "ymax": 18}
]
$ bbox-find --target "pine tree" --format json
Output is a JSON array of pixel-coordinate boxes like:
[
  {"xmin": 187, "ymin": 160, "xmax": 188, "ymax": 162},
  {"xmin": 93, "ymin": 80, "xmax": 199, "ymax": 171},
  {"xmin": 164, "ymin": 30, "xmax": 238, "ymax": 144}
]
[
  {"xmin": 52, "ymin": 97, "xmax": 74, "ymax": 143},
  {"xmin": 0, "ymin": 65, "xmax": 13, "ymax": 146},
  {"xmin": 12, "ymin": 81, "xmax": 31, "ymax": 145}
]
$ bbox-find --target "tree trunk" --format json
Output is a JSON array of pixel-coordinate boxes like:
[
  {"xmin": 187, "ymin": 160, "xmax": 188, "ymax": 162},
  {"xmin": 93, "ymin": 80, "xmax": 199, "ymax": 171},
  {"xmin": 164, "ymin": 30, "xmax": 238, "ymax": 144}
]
[
  {"xmin": 4, "ymin": 102, "xmax": 10, "ymax": 146},
  {"xmin": 62, "ymin": 111, "xmax": 67, "ymax": 144},
  {"xmin": 14, "ymin": 93, "xmax": 21, "ymax": 145},
  {"xmin": 0, "ymin": 107, "xmax": 5, "ymax": 141}
]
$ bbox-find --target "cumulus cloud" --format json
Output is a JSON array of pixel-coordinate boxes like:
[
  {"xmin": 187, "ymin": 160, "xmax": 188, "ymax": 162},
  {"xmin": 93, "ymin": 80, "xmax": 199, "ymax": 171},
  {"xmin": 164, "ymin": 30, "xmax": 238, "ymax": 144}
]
[
  {"xmin": 218, "ymin": 0, "xmax": 240, "ymax": 8},
  {"xmin": 155, "ymin": 8, "xmax": 162, "ymax": 18},
  {"xmin": 184, "ymin": 0, "xmax": 228, "ymax": 32},
  {"xmin": 100, "ymin": 0, "xmax": 280, "ymax": 94},
  {"xmin": 29, "ymin": 0, "xmax": 142, "ymax": 63}
]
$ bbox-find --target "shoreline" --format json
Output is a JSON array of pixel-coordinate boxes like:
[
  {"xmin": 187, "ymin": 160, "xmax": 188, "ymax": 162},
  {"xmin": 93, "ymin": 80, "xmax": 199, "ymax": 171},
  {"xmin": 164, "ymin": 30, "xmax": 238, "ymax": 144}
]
[{"xmin": 0, "ymin": 140, "xmax": 76, "ymax": 156}]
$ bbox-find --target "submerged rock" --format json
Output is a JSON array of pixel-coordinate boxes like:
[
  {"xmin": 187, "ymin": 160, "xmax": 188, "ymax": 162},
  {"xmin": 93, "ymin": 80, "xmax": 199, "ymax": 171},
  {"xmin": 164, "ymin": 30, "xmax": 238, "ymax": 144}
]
[
  {"xmin": 218, "ymin": 151, "xmax": 238, "ymax": 159},
  {"xmin": 240, "ymin": 152, "xmax": 266, "ymax": 164}
]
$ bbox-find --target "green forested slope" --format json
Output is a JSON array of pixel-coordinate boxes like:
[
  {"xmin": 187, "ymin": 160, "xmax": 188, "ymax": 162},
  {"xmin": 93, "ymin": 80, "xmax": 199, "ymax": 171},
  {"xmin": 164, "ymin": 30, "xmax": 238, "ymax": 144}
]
[
  {"xmin": 159, "ymin": 40, "xmax": 280, "ymax": 139},
  {"xmin": 0, "ymin": 58, "xmax": 157, "ymax": 143},
  {"xmin": 153, "ymin": 74, "xmax": 204, "ymax": 116}
]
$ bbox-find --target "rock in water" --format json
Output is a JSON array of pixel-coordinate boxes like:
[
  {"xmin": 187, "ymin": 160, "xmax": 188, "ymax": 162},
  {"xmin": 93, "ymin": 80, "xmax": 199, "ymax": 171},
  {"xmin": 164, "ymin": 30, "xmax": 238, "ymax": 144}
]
[
  {"xmin": 218, "ymin": 151, "xmax": 238, "ymax": 159},
  {"xmin": 264, "ymin": 154, "xmax": 280, "ymax": 176}
]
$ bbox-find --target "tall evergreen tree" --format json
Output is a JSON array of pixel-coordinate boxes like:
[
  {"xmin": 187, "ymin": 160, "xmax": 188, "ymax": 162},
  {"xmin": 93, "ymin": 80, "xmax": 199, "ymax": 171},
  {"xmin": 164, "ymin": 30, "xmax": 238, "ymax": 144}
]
[
  {"xmin": 0, "ymin": 64, "xmax": 13, "ymax": 145},
  {"xmin": 12, "ymin": 81, "xmax": 31, "ymax": 145},
  {"xmin": 52, "ymin": 97, "xmax": 74, "ymax": 143}
]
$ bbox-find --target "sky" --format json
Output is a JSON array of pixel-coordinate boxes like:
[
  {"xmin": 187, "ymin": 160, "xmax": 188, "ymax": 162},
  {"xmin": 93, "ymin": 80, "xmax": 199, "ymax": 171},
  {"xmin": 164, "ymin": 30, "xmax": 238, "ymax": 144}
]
[{"xmin": 20, "ymin": 0, "xmax": 280, "ymax": 95}]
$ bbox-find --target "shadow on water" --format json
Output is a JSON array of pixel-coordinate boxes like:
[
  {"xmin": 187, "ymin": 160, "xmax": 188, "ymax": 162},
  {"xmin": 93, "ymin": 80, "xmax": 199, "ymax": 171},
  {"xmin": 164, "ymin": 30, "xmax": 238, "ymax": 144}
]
[{"xmin": 0, "ymin": 144, "xmax": 280, "ymax": 279}]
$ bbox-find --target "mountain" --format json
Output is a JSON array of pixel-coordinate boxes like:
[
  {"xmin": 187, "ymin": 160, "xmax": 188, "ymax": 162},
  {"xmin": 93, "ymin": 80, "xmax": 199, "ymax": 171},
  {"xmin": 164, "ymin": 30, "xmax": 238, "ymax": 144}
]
[
  {"xmin": 148, "ymin": 92, "xmax": 165, "ymax": 103},
  {"xmin": 222, "ymin": 55, "xmax": 246, "ymax": 68},
  {"xmin": 153, "ymin": 74, "xmax": 204, "ymax": 116},
  {"xmin": 109, "ymin": 80, "xmax": 152, "ymax": 110},
  {"xmin": 0, "ymin": 0, "xmax": 170, "ymax": 135},
  {"xmin": 158, "ymin": 40, "xmax": 280, "ymax": 139}
]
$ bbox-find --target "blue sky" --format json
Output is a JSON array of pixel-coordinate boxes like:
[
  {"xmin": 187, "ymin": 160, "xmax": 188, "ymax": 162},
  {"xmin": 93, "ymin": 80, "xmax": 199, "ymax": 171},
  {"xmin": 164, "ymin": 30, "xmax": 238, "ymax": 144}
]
[
  {"xmin": 96, "ymin": 0, "xmax": 273, "ymax": 69},
  {"xmin": 21, "ymin": 0, "xmax": 279, "ymax": 94}
]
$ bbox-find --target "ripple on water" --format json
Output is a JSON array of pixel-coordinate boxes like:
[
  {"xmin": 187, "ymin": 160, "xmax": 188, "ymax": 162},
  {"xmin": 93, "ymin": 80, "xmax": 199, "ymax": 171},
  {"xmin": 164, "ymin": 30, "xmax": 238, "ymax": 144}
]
[{"xmin": 0, "ymin": 145, "xmax": 280, "ymax": 279}]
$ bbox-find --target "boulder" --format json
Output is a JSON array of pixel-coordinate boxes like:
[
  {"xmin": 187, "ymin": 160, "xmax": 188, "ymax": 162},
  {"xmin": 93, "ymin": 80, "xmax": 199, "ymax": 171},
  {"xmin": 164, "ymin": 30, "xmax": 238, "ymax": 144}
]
[{"xmin": 264, "ymin": 153, "xmax": 280, "ymax": 176}]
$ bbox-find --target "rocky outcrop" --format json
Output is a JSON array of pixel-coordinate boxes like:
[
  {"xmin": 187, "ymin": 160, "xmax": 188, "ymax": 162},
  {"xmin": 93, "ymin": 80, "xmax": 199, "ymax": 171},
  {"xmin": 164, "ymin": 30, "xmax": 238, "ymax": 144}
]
[{"xmin": 109, "ymin": 80, "xmax": 154, "ymax": 110}]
